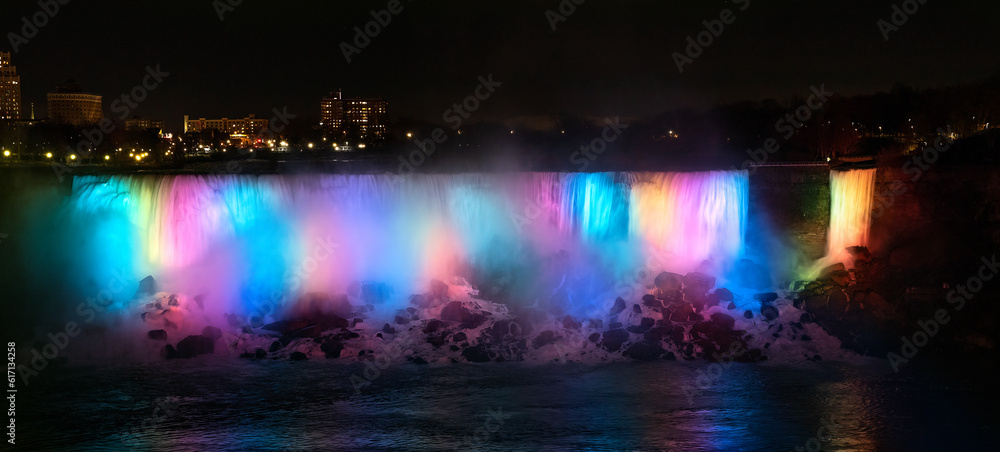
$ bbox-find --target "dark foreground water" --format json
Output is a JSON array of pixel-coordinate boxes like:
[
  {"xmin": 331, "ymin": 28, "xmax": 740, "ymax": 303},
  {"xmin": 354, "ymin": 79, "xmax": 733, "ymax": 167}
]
[{"xmin": 14, "ymin": 358, "xmax": 999, "ymax": 451}]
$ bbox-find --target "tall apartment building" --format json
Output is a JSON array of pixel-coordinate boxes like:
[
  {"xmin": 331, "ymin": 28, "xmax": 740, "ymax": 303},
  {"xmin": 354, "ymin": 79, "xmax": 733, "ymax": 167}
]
[
  {"xmin": 320, "ymin": 91, "xmax": 388, "ymax": 143},
  {"xmin": 47, "ymin": 80, "xmax": 102, "ymax": 126},
  {"xmin": 0, "ymin": 52, "xmax": 21, "ymax": 120}
]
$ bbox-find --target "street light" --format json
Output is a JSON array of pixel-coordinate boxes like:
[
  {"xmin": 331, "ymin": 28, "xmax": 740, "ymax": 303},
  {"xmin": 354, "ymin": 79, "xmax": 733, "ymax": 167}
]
[{"xmin": 3, "ymin": 150, "xmax": 9, "ymax": 157}]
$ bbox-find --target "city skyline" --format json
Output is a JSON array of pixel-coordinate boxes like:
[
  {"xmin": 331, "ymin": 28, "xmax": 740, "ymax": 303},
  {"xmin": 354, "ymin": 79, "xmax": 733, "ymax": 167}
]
[{"xmin": 2, "ymin": 1, "xmax": 998, "ymax": 132}]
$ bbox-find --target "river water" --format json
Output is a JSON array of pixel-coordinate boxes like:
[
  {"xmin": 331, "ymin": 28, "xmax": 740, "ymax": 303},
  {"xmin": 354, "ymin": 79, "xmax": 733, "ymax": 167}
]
[{"xmin": 14, "ymin": 357, "xmax": 998, "ymax": 451}]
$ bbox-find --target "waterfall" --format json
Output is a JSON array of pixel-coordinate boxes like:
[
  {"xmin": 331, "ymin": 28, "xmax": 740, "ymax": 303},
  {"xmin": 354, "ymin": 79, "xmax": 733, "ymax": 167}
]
[
  {"xmin": 56, "ymin": 171, "xmax": 749, "ymax": 318},
  {"xmin": 826, "ymin": 168, "xmax": 877, "ymax": 266}
]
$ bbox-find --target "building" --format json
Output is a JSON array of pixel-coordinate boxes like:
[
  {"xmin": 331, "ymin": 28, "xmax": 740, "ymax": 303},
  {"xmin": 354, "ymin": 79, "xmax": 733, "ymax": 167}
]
[
  {"xmin": 125, "ymin": 116, "xmax": 165, "ymax": 133},
  {"xmin": 47, "ymin": 80, "xmax": 102, "ymax": 126},
  {"xmin": 0, "ymin": 52, "xmax": 21, "ymax": 120},
  {"xmin": 320, "ymin": 91, "xmax": 388, "ymax": 143},
  {"xmin": 183, "ymin": 114, "xmax": 268, "ymax": 136}
]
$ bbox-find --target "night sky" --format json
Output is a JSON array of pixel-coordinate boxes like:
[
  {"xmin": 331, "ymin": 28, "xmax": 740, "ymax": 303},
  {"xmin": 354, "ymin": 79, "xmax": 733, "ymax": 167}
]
[{"xmin": 2, "ymin": 0, "xmax": 998, "ymax": 131}]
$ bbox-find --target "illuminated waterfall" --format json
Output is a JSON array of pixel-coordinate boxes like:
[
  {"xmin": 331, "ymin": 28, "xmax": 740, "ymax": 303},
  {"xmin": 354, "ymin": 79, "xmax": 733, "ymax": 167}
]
[
  {"xmin": 60, "ymin": 171, "xmax": 749, "ymax": 318},
  {"xmin": 826, "ymin": 168, "xmax": 877, "ymax": 266}
]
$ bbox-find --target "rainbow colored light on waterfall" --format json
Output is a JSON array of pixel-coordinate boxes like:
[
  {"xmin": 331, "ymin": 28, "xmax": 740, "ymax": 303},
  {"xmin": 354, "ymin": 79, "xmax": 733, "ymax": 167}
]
[{"xmin": 63, "ymin": 171, "xmax": 750, "ymax": 318}]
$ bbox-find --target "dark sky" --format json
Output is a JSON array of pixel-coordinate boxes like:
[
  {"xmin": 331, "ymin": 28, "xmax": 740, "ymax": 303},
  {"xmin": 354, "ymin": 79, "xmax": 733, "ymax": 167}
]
[{"xmin": 3, "ymin": 0, "xmax": 998, "ymax": 131}]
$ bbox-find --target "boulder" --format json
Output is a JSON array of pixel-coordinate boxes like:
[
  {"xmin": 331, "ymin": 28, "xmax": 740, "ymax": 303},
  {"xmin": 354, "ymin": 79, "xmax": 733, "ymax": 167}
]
[
  {"xmin": 135, "ymin": 275, "xmax": 158, "ymax": 298},
  {"xmin": 644, "ymin": 326, "xmax": 672, "ymax": 342},
  {"xmin": 321, "ymin": 339, "xmax": 344, "ymax": 358},
  {"xmin": 713, "ymin": 288, "xmax": 735, "ymax": 302},
  {"xmin": 710, "ymin": 313, "xmax": 736, "ymax": 331},
  {"xmin": 147, "ymin": 329, "xmax": 168, "ymax": 341},
  {"xmin": 654, "ymin": 272, "xmax": 683, "ymax": 293},
  {"xmin": 382, "ymin": 323, "xmax": 397, "ymax": 334},
  {"xmin": 609, "ymin": 297, "xmax": 626, "ymax": 316},
  {"xmin": 460, "ymin": 313, "xmax": 488, "ymax": 330},
  {"xmin": 753, "ymin": 293, "xmax": 779, "ymax": 304},
  {"xmin": 641, "ymin": 294, "xmax": 663, "ymax": 308},
  {"xmin": 683, "ymin": 272, "xmax": 717, "ymax": 297},
  {"xmin": 201, "ymin": 326, "xmax": 223, "ymax": 341},
  {"xmin": 819, "ymin": 263, "xmax": 851, "ymax": 287},
  {"xmin": 430, "ymin": 279, "xmax": 449, "ymax": 301},
  {"xmin": 426, "ymin": 335, "xmax": 447, "ymax": 347},
  {"xmin": 623, "ymin": 340, "xmax": 663, "ymax": 361},
  {"xmin": 532, "ymin": 331, "xmax": 559, "ymax": 348},
  {"xmin": 440, "ymin": 301, "xmax": 472, "ymax": 323},
  {"xmin": 489, "ymin": 320, "xmax": 510, "ymax": 338},
  {"xmin": 161, "ymin": 344, "xmax": 178, "ymax": 360},
  {"xmin": 176, "ymin": 335, "xmax": 215, "ymax": 358},
  {"xmin": 290, "ymin": 351, "xmax": 308, "ymax": 361},
  {"xmin": 588, "ymin": 319, "xmax": 603, "ymax": 329},
  {"xmin": 562, "ymin": 315, "xmax": 582, "ymax": 330},
  {"xmin": 452, "ymin": 332, "xmax": 467, "ymax": 343},
  {"xmin": 828, "ymin": 289, "xmax": 850, "ymax": 314},
  {"xmin": 632, "ymin": 304, "xmax": 642, "ymax": 314},
  {"xmin": 804, "ymin": 295, "xmax": 829, "ymax": 313},
  {"xmin": 588, "ymin": 333, "xmax": 601, "ymax": 342},
  {"xmin": 626, "ymin": 317, "xmax": 655, "ymax": 334},
  {"xmin": 269, "ymin": 340, "xmax": 282, "ymax": 352},
  {"xmin": 462, "ymin": 345, "xmax": 491, "ymax": 362},
  {"xmin": 422, "ymin": 319, "xmax": 444, "ymax": 334},
  {"xmin": 254, "ymin": 348, "xmax": 267, "ymax": 359},
  {"xmin": 601, "ymin": 329, "xmax": 630, "ymax": 351},
  {"xmin": 743, "ymin": 310, "xmax": 754, "ymax": 319},
  {"xmin": 761, "ymin": 305, "xmax": 780, "ymax": 321},
  {"xmin": 394, "ymin": 315, "xmax": 411, "ymax": 325}
]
